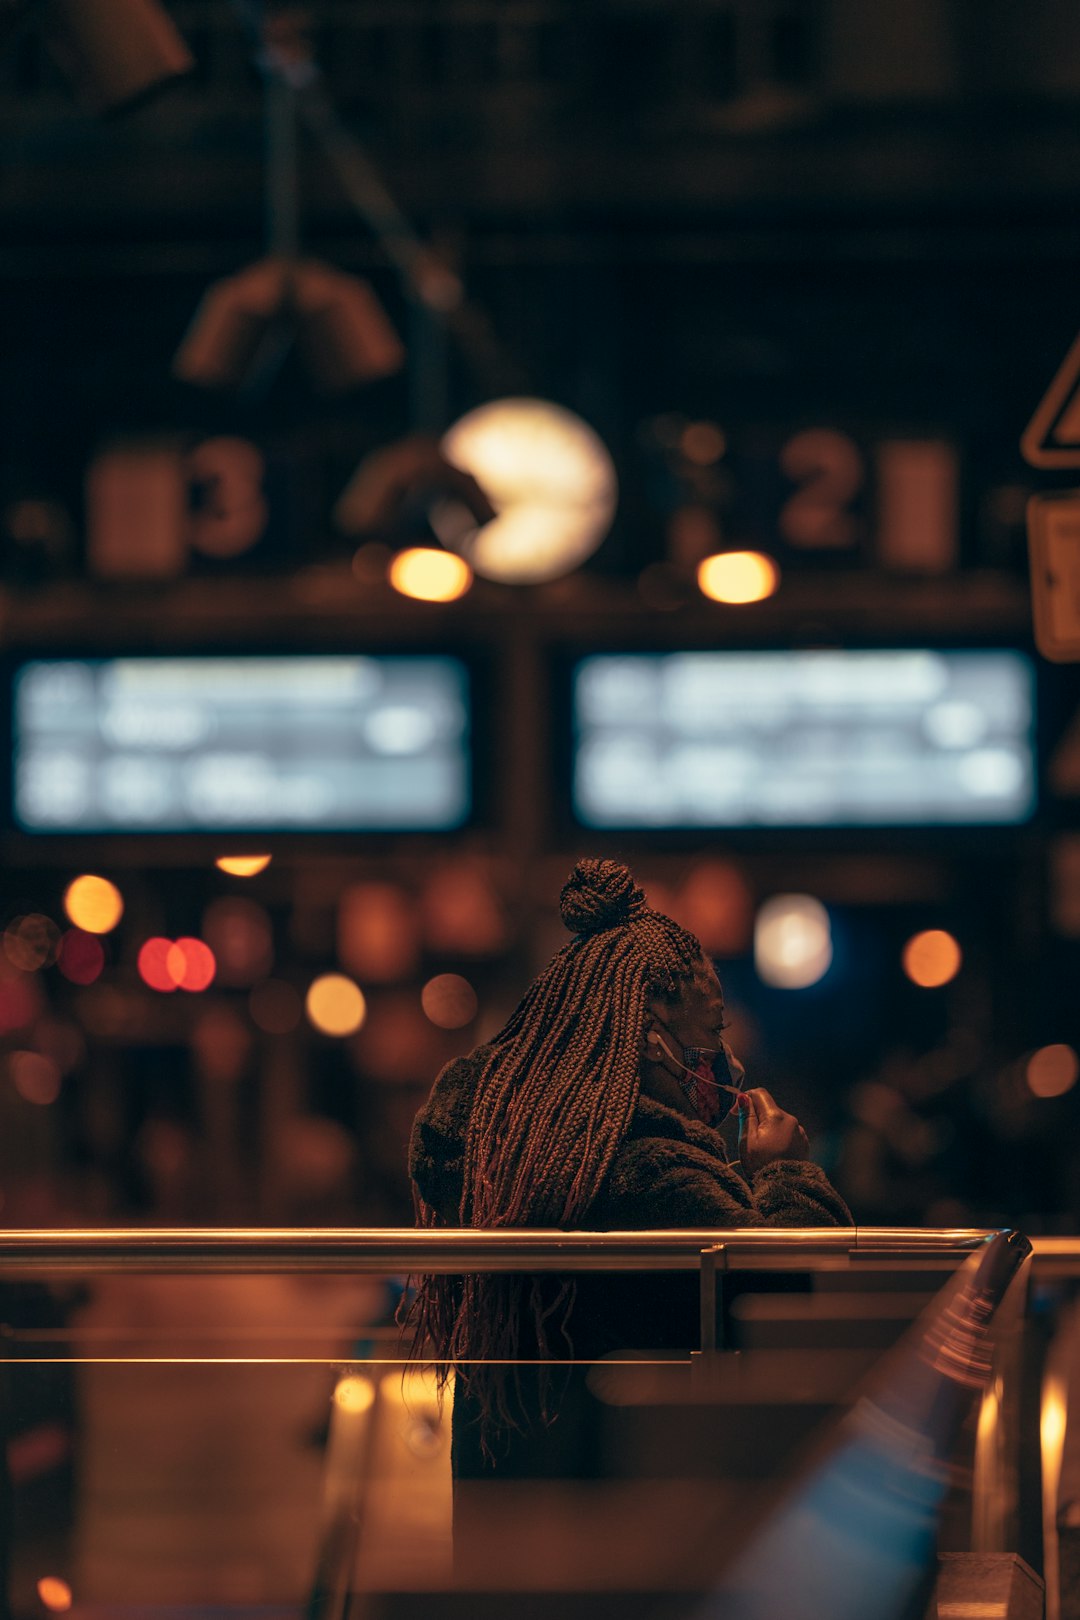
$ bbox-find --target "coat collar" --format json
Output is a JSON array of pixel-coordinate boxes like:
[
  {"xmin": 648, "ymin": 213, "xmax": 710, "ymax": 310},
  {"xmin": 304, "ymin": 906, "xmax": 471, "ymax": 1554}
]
[{"xmin": 631, "ymin": 1092, "xmax": 731, "ymax": 1164}]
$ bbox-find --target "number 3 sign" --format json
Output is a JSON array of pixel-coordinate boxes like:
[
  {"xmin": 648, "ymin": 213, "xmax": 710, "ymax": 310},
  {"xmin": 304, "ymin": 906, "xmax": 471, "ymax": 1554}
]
[{"xmin": 86, "ymin": 436, "xmax": 269, "ymax": 579}]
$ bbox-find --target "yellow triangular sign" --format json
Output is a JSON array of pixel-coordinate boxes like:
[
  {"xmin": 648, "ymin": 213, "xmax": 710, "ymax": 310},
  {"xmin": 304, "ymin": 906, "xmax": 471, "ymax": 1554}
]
[{"xmin": 1022, "ymin": 330, "xmax": 1080, "ymax": 468}]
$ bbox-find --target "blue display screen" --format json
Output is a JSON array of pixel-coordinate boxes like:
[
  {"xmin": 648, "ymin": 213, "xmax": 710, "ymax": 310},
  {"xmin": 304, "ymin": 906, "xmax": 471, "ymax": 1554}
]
[
  {"xmin": 13, "ymin": 655, "xmax": 471, "ymax": 833},
  {"xmin": 573, "ymin": 650, "xmax": 1036, "ymax": 829}
]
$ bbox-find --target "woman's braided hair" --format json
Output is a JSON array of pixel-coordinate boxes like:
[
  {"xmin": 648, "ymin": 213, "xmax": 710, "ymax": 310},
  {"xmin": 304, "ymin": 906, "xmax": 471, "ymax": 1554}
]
[{"xmin": 409, "ymin": 857, "xmax": 703, "ymax": 1442}]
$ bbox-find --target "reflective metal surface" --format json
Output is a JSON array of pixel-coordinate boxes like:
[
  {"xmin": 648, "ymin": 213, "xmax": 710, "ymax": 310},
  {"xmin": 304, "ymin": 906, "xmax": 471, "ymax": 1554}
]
[{"xmin": 0, "ymin": 1225, "xmax": 1008, "ymax": 1274}]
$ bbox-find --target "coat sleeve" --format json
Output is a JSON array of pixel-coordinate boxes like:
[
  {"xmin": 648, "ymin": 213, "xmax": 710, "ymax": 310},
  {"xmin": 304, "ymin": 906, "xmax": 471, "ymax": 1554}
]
[{"xmin": 603, "ymin": 1137, "xmax": 853, "ymax": 1228}]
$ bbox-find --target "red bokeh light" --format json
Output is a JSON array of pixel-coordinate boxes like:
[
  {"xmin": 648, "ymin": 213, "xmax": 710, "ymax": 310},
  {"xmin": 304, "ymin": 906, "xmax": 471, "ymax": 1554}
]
[
  {"xmin": 138, "ymin": 937, "xmax": 216, "ymax": 993},
  {"xmin": 57, "ymin": 929, "xmax": 105, "ymax": 986},
  {"xmin": 167, "ymin": 938, "xmax": 216, "ymax": 993},
  {"xmin": 138, "ymin": 937, "xmax": 177, "ymax": 993}
]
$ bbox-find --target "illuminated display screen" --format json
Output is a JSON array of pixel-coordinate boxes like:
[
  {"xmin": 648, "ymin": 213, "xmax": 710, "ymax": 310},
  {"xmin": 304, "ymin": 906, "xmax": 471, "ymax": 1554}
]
[
  {"xmin": 13, "ymin": 655, "xmax": 471, "ymax": 832},
  {"xmin": 573, "ymin": 650, "xmax": 1036, "ymax": 828}
]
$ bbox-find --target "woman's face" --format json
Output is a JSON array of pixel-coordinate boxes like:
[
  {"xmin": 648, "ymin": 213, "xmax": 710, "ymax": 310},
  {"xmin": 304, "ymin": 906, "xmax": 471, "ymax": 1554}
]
[{"xmin": 641, "ymin": 955, "xmax": 746, "ymax": 1113}]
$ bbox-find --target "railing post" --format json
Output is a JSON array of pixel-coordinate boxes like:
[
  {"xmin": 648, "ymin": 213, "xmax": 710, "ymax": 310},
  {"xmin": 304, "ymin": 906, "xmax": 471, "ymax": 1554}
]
[{"xmin": 696, "ymin": 1243, "xmax": 727, "ymax": 1356}]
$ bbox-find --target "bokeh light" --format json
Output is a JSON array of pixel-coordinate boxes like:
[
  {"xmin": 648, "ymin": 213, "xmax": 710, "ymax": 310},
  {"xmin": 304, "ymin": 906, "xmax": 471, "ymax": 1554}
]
[
  {"xmin": 36, "ymin": 1577, "xmax": 72, "ymax": 1613},
  {"xmin": 679, "ymin": 420, "xmax": 726, "ymax": 465},
  {"xmin": 191, "ymin": 1007, "xmax": 252, "ymax": 1083},
  {"xmin": 441, "ymin": 397, "xmax": 618, "ymax": 584},
  {"xmin": 388, "ymin": 546, "xmax": 472, "ymax": 603},
  {"xmin": 1026, "ymin": 1044, "xmax": 1080, "ymax": 1099},
  {"xmin": 3, "ymin": 914, "xmax": 60, "ymax": 972},
  {"xmin": 338, "ymin": 884, "xmax": 419, "ymax": 982},
  {"xmin": 0, "ymin": 961, "xmax": 44, "ymax": 1033},
  {"xmin": 306, "ymin": 973, "xmax": 367, "ymax": 1037},
  {"xmin": 214, "ymin": 854, "xmax": 272, "ymax": 878},
  {"xmin": 422, "ymin": 863, "xmax": 508, "ymax": 955},
  {"xmin": 333, "ymin": 1374, "xmax": 375, "ymax": 1414},
  {"xmin": 249, "ymin": 978, "xmax": 302, "ymax": 1035},
  {"xmin": 902, "ymin": 929, "xmax": 962, "ymax": 988},
  {"xmin": 421, "ymin": 973, "xmax": 478, "ymax": 1029},
  {"xmin": 167, "ymin": 938, "xmax": 216, "ymax": 993},
  {"xmin": 754, "ymin": 895, "xmax": 832, "ymax": 989},
  {"xmin": 63, "ymin": 874, "xmax": 124, "ymax": 934},
  {"xmin": 57, "ymin": 929, "xmax": 105, "ymax": 986},
  {"xmin": 678, "ymin": 860, "xmax": 754, "ymax": 956},
  {"xmin": 138, "ymin": 937, "xmax": 176, "ymax": 993},
  {"xmin": 203, "ymin": 898, "xmax": 273, "ymax": 987},
  {"xmin": 10, "ymin": 1051, "xmax": 62, "ymax": 1106},
  {"xmin": 697, "ymin": 550, "xmax": 779, "ymax": 605}
]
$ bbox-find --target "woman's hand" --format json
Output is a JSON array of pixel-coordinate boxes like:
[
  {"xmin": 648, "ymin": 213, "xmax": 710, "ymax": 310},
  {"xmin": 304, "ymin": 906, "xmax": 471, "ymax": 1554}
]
[{"xmin": 737, "ymin": 1087, "xmax": 809, "ymax": 1174}]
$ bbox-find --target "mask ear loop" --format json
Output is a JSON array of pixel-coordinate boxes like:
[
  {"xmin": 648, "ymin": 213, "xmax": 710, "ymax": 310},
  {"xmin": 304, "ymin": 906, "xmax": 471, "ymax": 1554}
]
[{"xmin": 648, "ymin": 1030, "xmax": 742, "ymax": 1098}]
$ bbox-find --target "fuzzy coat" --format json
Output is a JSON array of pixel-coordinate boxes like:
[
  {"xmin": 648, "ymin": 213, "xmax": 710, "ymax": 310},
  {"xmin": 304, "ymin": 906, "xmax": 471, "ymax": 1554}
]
[
  {"xmin": 410, "ymin": 1045, "xmax": 853, "ymax": 1234},
  {"xmin": 409, "ymin": 1045, "xmax": 853, "ymax": 1478}
]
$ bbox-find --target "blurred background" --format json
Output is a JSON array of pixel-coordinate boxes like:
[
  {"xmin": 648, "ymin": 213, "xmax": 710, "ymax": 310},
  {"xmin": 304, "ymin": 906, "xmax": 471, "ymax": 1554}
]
[{"xmin": 2, "ymin": 0, "xmax": 1080, "ymax": 1239}]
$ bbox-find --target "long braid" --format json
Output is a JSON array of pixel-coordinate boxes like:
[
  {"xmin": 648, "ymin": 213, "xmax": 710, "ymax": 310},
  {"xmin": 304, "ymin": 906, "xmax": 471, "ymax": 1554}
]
[{"xmin": 408, "ymin": 858, "xmax": 701, "ymax": 1444}]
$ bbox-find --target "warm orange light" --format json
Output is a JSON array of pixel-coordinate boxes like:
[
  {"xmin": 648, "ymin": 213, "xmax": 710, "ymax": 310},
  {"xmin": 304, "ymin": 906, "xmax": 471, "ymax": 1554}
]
[
  {"xmin": 3, "ymin": 914, "xmax": 60, "ymax": 972},
  {"xmin": 697, "ymin": 550, "xmax": 779, "ymax": 604},
  {"xmin": 215, "ymin": 854, "xmax": 272, "ymax": 878},
  {"xmin": 36, "ymin": 1576, "xmax": 73, "ymax": 1612},
  {"xmin": 421, "ymin": 973, "xmax": 478, "ymax": 1030},
  {"xmin": 388, "ymin": 547, "xmax": 472, "ymax": 603},
  {"xmin": 138, "ymin": 937, "xmax": 176, "ymax": 993},
  {"xmin": 333, "ymin": 1374, "xmax": 375, "ymax": 1414},
  {"xmin": 902, "ymin": 929, "xmax": 962, "ymax": 988},
  {"xmin": 306, "ymin": 973, "xmax": 367, "ymax": 1037},
  {"xmin": 167, "ymin": 938, "xmax": 216, "ymax": 993},
  {"xmin": 63, "ymin": 874, "xmax": 124, "ymax": 934},
  {"xmin": 56, "ymin": 930, "xmax": 105, "ymax": 986},
  {"xmin": 1026, "ymin": 1044, "xmax": 1080, "ymax": 1099}
]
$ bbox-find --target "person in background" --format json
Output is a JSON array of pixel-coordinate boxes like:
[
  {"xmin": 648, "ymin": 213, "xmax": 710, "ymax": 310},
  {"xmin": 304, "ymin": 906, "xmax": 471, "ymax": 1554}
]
[{"xmin": 408, "ymin": 857, "xmax": 852, "ymax": 1479}]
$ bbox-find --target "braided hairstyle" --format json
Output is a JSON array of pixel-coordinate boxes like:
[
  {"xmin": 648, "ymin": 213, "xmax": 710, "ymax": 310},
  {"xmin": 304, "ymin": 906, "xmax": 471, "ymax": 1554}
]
[{"xmin": 409, "ymin": 857, "xmax": 703, "ymax": 1441}]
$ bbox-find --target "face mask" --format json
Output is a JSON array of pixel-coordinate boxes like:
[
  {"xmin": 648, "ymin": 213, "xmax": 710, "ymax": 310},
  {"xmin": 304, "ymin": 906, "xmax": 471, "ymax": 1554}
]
[{"xmin": 648, "ymin": 1031, "xmax": 742, "ymax": 1128}]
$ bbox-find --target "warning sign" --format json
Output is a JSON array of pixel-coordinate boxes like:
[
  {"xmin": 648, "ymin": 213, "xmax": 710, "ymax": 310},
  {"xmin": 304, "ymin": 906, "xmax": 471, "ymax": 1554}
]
[
  {"xmin": 1027, "ymin": 494, "xmax": 1080, "ymax": 661},
  {"xmin": 1022, "ymin": 330, "xmax": 1080, "ymax": 468}
]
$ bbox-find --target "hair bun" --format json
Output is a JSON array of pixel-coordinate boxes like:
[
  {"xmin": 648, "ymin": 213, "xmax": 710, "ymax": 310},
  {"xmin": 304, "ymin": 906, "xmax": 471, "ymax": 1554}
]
[{"xmin": 559, "ymin": 858, "xmax": 647, "ymax": 936}]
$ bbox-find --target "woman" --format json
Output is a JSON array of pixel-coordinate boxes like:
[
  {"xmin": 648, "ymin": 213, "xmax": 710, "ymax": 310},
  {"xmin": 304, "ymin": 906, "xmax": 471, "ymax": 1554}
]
[{"xmin": 409, "ymin": 858, "xmax": 852, "ymax": 1477}]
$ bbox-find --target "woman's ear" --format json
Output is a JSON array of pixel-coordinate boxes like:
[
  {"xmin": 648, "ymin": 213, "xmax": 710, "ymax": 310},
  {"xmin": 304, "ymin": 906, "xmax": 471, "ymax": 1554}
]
[{"xmin": 645, "ymin": 1025, "xmax": 675, "ymax": 1065}]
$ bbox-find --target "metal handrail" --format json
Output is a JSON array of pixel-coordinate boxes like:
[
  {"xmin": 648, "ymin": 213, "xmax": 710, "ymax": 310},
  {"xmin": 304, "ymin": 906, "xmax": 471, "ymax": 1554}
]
[{"xmin": 0, "ymin": 1224, "xmax": 1010, "ymax": 1273}]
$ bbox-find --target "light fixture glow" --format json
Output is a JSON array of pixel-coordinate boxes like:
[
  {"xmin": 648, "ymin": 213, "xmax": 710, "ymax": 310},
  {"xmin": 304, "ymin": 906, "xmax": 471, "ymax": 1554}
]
[
  {"xmin": 36, "ymin": 1576, "xmax": 73, "ymax": 1613},
  {"xmin": 441, "ymin": 398, "xmax": 617, "ymax": 584},
  {"xmin": 1026, "ymin": 1044, "xmax": 1079, "ymax": 1099},
  {"xmin": 306, "ymin": 973, "xmax": 367, "ymax": 1037},
  {"xmin": 214, "ymin": 854, "xmax": 272, "ymax": 878},
  {"xmin": 388, "ymin": 547, "xmax": 472, "ymax": 603},
  {"xmin": 902, "ymin": 929, "xmax": 962, "ymax": 989},
  {"xmin": 697, "ymin": 551, "xmax": 779, "ymax": 605},
  {"xmin": 63, "ymin": 874, "xmax": 124, "ymax": 934},
  {"xmin": 333, "ymin": 1374, "xmax": 375, "ymax": 1414},
  {"xmin": 754, "ymin": 895, "xmax": 832, "ymax": 989}
]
